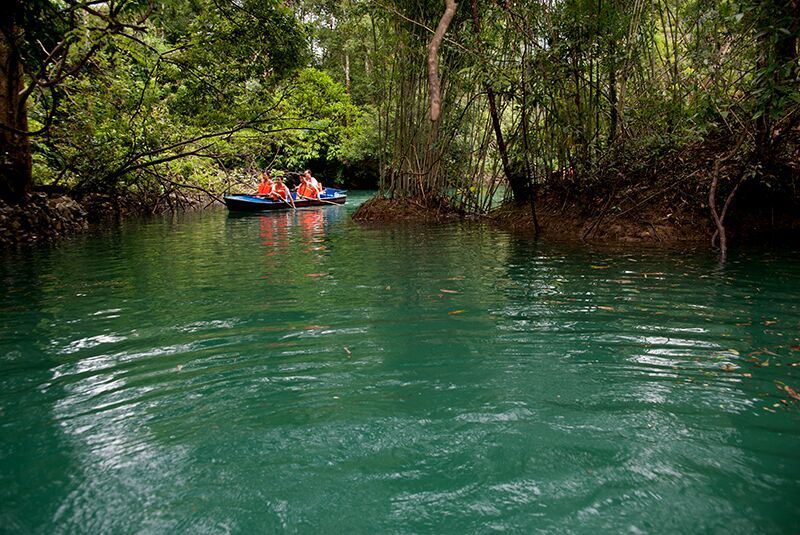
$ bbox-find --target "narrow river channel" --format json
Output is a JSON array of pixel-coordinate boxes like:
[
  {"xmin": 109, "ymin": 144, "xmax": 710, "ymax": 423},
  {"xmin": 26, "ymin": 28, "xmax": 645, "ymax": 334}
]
[{"xmin": 2, "ymin": 192, "xmax": 799, "ymax": 532}]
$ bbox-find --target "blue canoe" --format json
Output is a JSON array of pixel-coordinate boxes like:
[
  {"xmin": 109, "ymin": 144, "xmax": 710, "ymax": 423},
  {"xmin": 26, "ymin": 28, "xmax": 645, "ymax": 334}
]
[{"xmin": 224, "ymin": 188, "xmax": 347, "ymax": 212}]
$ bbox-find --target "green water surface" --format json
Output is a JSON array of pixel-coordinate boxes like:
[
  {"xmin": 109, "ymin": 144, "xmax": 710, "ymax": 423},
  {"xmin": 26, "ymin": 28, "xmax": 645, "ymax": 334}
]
[{"xmin": 1, "ymin": 192, "xmax": 799, "ymax": 533}]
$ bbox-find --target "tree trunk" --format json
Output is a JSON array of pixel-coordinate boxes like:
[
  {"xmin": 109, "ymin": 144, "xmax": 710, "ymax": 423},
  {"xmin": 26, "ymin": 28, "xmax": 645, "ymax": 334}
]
[
  {"xmin": 469, "ymin": 0, "xmax": 528, "ymax": 202},
  {"xmin": 427, "ymin": 0, "xmax": 457, "ymax": 122},
  {"xmin": 344, "ymin": 51, "xmax": 351, "ymax": 93},
  {"xmin": 608, "ymin": 41, "xmax": 618, "ymax": 145},
  {"xmin": 520, "ymin": 43, "xmax": 540, "ymax": 237},
  {"xmin": 0, "ymin": 19, "xmax": 32, "ymax": 204}
]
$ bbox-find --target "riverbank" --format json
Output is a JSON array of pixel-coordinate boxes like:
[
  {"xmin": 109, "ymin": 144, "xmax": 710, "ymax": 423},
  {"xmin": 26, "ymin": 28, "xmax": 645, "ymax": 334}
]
[
  {"xmin": 0, "ymin": 190, "xmax": 216, "ymax": 248},
  {"xmin": 0, "ymin": 194, "xmax": 88, "ymax": 247},
  {"xmin": 354, "ymin": 136, "xmax": 800, "ymax": 246},
  {"xmin": 352, "ymin": 195, "xmax": 464, "ymax": 223},
  {"xmin": 496, "ymin": 136, "xmax": 800, "ymax": 244}
]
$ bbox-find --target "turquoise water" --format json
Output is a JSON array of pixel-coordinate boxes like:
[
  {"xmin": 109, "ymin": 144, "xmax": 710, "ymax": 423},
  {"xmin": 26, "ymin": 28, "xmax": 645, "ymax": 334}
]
[{"xmin": 1, "ymin": 191, "xmax": 799, "ymax": 533}]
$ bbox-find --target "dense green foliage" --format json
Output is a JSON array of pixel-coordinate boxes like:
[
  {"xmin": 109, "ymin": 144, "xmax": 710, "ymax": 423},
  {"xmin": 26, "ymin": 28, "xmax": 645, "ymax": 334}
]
[
  {"xmin": 3, "ymin": 0, "xmax": 798, "ymax": 229},
  {"xmin": 11, "ymin": 0, "xmax": 367, "ymax": 197},
  {"xmin": 323, "ymin": 0, "xmax": 799, "ymax": 211}
]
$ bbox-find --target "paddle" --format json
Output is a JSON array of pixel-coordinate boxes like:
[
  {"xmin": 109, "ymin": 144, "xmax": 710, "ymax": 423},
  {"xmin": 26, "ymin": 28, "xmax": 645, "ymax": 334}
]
[
  {"xmin": 237, "ymin": 191, "xmax": 297, "ymax": 210},
  {"xmin": 291, "ymin": 174, "xmax": 342, "ymax": 206},
  {"xmin": 297, "ymin": 193, "xmax": 343, "ymax": 206},
  {"xmin": 278, "ymin": 191, "xmax": 296, "ymax": 210}
]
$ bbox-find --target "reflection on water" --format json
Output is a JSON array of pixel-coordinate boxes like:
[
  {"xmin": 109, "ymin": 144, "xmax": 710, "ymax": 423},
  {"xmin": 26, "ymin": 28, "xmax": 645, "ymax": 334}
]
[{"xmin": 1, "ymin": 193, "xmax": 799, "ymax": 533}]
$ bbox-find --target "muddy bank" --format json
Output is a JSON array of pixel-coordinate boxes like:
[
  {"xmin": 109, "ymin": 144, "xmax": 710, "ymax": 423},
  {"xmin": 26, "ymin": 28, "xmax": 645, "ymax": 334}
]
[
  {"xmin": 351, "ymin": 183, "xmax": 799, "ymax": 245},
  {"xmin": 0, "ymin": 193, "xmax": 88, "ymax": 247},
  {"xmin": 1, "ymin": 190, "xmax": 218, "ymax": 248},
  {"xmin": 494, "ymin": 137, "xmax": 800, "ymax": 244},
  {"xmin": 352, "ymin": 195, "xmax": 464, "ymax": 223},
  {"xmin": 351, "ymin": 193, "xmax": 711, "ymax": 243},
  {"xmin": 492, "ymin": 193, "xmax": 712, "ymax": 243},
  {"xmin": 355, "ymin": 135, "xmax": 800, "ymax": 246}
]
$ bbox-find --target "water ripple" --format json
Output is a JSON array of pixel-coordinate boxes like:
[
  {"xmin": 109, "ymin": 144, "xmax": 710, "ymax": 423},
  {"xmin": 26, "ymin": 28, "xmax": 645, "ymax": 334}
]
[{"xmin": 1, "ymin": 198, "xmax": 799, "ymax": 532}]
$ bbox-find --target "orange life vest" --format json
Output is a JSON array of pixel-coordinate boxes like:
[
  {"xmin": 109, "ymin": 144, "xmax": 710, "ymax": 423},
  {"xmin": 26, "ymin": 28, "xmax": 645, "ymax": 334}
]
[
  {"xmin": 297, "ymin": 182, "xmax": 318, "ymax": 199},
  {"xmin": 258, "ymin": 180, "xmax": 274, "ymax": 195},
  {"xmin": 271, "ymin": 183, "xmax": 289, "ymax": 200}
]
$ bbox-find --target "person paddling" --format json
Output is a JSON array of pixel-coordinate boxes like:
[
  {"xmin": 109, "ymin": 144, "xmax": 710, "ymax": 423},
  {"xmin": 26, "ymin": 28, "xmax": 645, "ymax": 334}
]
[
  {"xmin": 306, "ymin": 169, "xmax": 324, "ymax": 196},
  {"xmin": 257, "ymin": 172, "xmax": 274, "ymax": 195},
  {"xmin": 295, "ymin": 170, "xmax": 320, "ymax": 200},
  {"xmin": 271, "ymin": 177, "xmax": 295, "ymax": 208}
]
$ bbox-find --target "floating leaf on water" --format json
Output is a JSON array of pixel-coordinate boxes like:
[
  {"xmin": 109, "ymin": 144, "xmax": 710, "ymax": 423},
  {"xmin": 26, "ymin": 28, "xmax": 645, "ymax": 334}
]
[
  {"xmin": 764, "ymin": 320, "xmax": 778, "ymax": 326},
  {"xmin": 784, "ymin": 384, "xmax": 800, "ymax": 401},
  {"xmin": 439, "ymin": 289, "xmax": 459, "ymax": 294},
  {"xmin": 343, "ymin": 347, "xmax": 352, "ymax": 356},
  {"xmin": 790, "ymin": 345, "xmax": 800, "ymax": 352},
  {"xmin": 720, "ymin": 363, "xmax": 738, "ymax": 372},
  {"xmin": 305, "ymin": 273, "xmax": 328, "ymax": 277},
  {"xmin": 742, "ymin": 373, "xmax": 752, "ymax": 378},
  {"xmin": 597, "ymin": 306, "xmax": 615, "ymax": 312},
  {"xmin": 763, "ymin": 406, "xmax": 776, "ymax": 413},
  {"xmin": 448, "ymin": 310, "xmax": 465, "ymax": 315},
  {"xmin": 591, "ymin": 265, "xmax": 610, "ymax": 269}
]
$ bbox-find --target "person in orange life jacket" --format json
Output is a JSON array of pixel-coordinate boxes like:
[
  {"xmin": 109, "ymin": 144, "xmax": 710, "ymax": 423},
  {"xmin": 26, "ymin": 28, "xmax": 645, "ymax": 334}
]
[
  {"xmin": 270, "ymin": 177, "xmax": 295, "ymax": 208},
  {"xmin": 303, "ymin": 169, "xmax": 324, "ymax": 197},
  {"xmin": 257, "ymin": 172, "xmax": 274, "ymax": 195},
  {"xmin": 307, "ymin": 169, "xmax": 324, "ymax": 195},
  {"xmin": 295, "ymin": 170, "xmax": 320, "ymax": 199}
]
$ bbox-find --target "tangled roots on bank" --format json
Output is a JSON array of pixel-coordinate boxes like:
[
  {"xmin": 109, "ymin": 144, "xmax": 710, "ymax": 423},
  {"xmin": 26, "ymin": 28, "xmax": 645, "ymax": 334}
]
[
  {"xmin": 0, "ymin": 193, "xmax": 89, "ymax": 247},
  {"xmin": 352, "ymin": 194, "xmax": 464, "ymax": 223},
  {"xmin": 1, "ymin": 189, "xmax": 220, "ymax": 248}
]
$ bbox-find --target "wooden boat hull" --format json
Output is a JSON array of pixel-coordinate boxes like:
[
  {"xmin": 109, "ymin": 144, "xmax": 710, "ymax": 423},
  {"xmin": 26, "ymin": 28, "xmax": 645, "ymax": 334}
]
[{"xmin": 224, "ymin": 189, "xmax": 347, "ymax": 212}]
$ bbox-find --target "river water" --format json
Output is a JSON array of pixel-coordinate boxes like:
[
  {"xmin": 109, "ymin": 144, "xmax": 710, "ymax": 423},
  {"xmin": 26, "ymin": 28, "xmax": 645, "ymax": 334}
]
[{"xmin": 1, "ymin": 192, "xmax": 799, "ymax": 533}]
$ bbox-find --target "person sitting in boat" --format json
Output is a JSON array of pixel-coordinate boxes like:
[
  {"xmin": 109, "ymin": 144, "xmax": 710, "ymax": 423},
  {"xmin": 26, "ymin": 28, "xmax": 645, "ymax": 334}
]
[
  {"xmin": 301, "ymin": 169, "xmax": 324, "ymax": 197},
  {"xmin": 295, "ymin": 171, "xmax": 320, "ymax": 200},
  {"xmin": 257, "ymin": 172, "xmax": 274, "ymax": 195},
  {"xmin": 306, "ymin": 169, "xmax": 324, "ymax": 196},
  {"xmin": 271, "ymin": 177, "xmax": 295, "ymax": 208}
]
